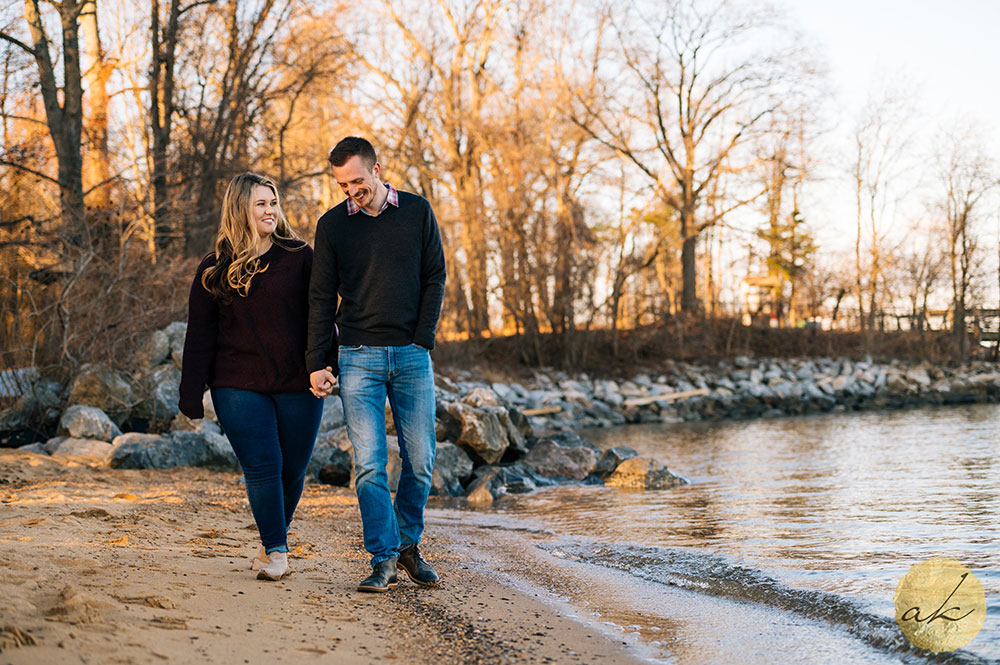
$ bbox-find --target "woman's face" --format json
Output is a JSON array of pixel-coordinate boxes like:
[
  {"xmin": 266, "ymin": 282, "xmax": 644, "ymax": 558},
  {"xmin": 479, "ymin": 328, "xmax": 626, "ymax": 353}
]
[{"xmin": 251, "ymin": 184, "xmax": 278, "ymax": 238}]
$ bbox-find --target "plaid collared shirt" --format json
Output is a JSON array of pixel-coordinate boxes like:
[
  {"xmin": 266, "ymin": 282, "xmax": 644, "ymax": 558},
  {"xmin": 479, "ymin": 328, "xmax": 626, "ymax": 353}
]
[{"xmin": 346, "ymin": 182, "xmax": 399, "ymax": 216}]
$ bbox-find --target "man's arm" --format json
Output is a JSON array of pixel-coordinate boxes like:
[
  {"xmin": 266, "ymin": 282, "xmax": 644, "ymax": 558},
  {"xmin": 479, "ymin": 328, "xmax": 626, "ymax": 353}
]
[
  {"xmin": 306, "ymin": 214, "xmax": 341, "ymax": 374},
  {"xmin": 413, "ymin": 201, "xmax": 446, "ymax": 349}
]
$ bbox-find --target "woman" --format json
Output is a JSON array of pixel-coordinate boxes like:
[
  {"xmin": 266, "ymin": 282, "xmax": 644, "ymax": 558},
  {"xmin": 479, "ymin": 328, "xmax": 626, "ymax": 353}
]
[{"xmin": 179, "ymin": 172, "xmax": 323, "ymax": 581}]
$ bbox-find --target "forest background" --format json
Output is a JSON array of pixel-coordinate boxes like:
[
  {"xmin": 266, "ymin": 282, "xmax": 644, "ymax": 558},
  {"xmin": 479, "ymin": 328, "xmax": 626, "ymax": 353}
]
[{"xmin": 2, "ymin": 0, "xmax": 999, "ymax": 389}]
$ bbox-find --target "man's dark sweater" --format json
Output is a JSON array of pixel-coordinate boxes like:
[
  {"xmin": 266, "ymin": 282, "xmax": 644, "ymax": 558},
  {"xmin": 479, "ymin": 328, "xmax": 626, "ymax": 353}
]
[
  {"xmin": 178, "ymin": 241, "xmax": 313, "ymax": 419},
  {"xmin": 306, "ymin": 190, "xmax": 446, "ymax": 375}
]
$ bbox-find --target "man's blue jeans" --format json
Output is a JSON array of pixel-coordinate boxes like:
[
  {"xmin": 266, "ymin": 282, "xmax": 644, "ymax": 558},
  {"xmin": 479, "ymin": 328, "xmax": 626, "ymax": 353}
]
[
  {"xmin": 338, "ymin": 344, "xmax": 436, "ymax": 566},
  {"xmin": 211, "ymin": 388, "xmax": 323, "ymax": 554}
]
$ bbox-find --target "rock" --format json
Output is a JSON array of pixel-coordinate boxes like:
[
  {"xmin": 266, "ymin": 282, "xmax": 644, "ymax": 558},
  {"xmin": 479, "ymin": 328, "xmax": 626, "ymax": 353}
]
[
  {"xmin": 317, "ymin": 397, "xmax": 346, "ymax": 436},
  {"xmin": 0, "ymin": 394, "xmax": 39, "ymax": 431},
  {"xmin": 522, "ymin": 431, "xmax": 601, "ymax": 480},
  {"xmin": 466, "ymin": 467, "xmax": 505, "ymax": 508},
  {"xmin": 447, "ymin": 402, "xmax": 508, "ymax": 465},
  {"xmin": 506, "ymin": 407, "xmax": 534, "ymax": 440},
  {"xmin": 497, "ymin": 407, "xmax": 528, "ymax": 460},
  {"xmin": 434, "ymin": 374, "xmax": 461, "ymax": 393},
  {"xmin": 461, "ymin": 387, "xmax": 502, "ymax": 408},
  {"xmin": 109, "ymin": 425, "xmax": 238, "ymax": 470},
  {"xmin": 57, "ymin": 405, "xmax": 122, "ymax": 441},
  {"xmin": 605, "ymin": 457, "xmax": 688, "ymax": 490},
  {"xmin": 51, "ymin": 438, "xmax": 113, "ymax": 459},
  {"xmin": 490, "ymin": 382, "xmax": 517, "ymax": 404},
  {"xmin": 163, "ymin": 322, "xmax": 187, "ymax": 367},
  {"xmin": 431, "ymin": 442, "xmax": 474, "ymax": 496},
  {"xmin": 306, "ymin": 426, "xmax": 353, "ymax": 481},
  {"xmin": 592, "ymin": 445, "xmax": 639, "ymax": 479},
  {"xmin": 202, "ymin": 390, "xmax": 217, "ymax": 423},
  {"xmin": 384, "ymin": 435, "xmax": 402, "ymax": 491},
  {"xmin": 317, "ymin": 448, "xmax": 352, "ymax": 486},
  {"xmin": 131, "ymin": 364, "xmax": 181, "ymax": 428},
  {"xmin": 906, "ymin": 367, "xmax": 931, "ymax": 387},
  {"xmin": 384, "ymin": 399, "xmax": 395, "ymax": 435},
  {"xmin": 18, "ymin": 442, "xmax": 46, "ymax": 454},
  {"xmin": 67, "ymin": 363, "xmax": 135, "ymax": 425},
  {"xmin": 831, "ymin": 374, "xmax": 854, "ymax": 392},
  {"xmin": 504, "ymin": 461, "xmax": 561, "ymax": 492},
  {"xmin": 435, "ymin": 399, "xmax": 462, "ymax": 442},
  {"xmin": 133, "ymin": 330, "xmax": 170, "ymax": 369}
]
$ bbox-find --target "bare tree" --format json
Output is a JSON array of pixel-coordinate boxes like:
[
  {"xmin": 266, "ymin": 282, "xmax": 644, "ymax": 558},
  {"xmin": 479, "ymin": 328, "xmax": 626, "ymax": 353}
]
[
  {"xmin": 936, "ymin": 127, "xmax": 996, "ymax": 362},
  {"xmin": 1, "ymin": 0, "xmax": 86, "ymax": 241},
  {"xmin": 850, "ymin": 89, "xmax": 913, "ymax": 347},
  {"xmin": 80, "ymin": 0, "xmax": 113, "ymax": 207},
  {"xmin": 571, "ymin": 0, "xmax": 815, "ymax": 314}
]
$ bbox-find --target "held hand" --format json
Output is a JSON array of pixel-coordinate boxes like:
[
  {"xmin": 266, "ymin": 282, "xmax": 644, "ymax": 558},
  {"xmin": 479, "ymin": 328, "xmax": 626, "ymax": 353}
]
[{"xmin": 309, "ymin": 367, "xmax": 337, "ymax": 398}]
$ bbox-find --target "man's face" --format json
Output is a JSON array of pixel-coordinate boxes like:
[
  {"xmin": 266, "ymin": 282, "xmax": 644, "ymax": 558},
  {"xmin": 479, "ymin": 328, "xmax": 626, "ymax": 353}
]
[{"xmin": 332, "ymin": 155, "xmax": 381, "ymax": 211}]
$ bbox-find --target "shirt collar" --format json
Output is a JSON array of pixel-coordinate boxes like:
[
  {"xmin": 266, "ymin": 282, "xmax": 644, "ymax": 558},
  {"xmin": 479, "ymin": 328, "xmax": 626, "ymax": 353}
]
[{"xmin": 346, "ymin": 182, "xmax": 399, "ymax": 216}]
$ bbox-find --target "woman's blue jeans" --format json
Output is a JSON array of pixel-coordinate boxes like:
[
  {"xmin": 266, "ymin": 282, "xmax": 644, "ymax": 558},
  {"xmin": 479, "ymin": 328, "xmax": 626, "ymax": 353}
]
[
  {"xmin": 338, "ymin": 344, "xmax": 436, "ymax": 566},
  {"xmin": 211, "ymin": 388, "xmax": 323, "ymax": 554}
]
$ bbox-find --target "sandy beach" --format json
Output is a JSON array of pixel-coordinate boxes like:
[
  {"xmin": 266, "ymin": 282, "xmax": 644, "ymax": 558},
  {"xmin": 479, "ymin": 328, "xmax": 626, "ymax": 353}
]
[{"xmin": 0, "ymin": 450, "xmax": 647, "ymax": 665}]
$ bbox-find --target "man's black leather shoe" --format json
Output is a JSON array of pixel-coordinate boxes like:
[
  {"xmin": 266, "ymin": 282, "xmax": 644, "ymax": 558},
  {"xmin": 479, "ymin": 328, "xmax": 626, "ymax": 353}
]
[
  {"xmin": 397, "ymin": 545, "xmax": 439, "ymax": 587},
  {"xmin": 357, "ymin": 558, "xmax": 398, "ymax": 593}
]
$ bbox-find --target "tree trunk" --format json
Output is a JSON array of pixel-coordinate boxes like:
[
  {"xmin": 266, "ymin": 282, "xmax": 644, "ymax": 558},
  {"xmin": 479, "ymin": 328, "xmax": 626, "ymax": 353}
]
[
  {"xmin": 23, "ymin": 0, "xmax": 86, "ymax": 243},
  {"xmin": 80, "ymin": 0, "xmax": 112, "ymax": 207},
  {"xmin": 680, "ymin": 232, "xmax": 699, "ymax": 315},
  {"xmin": 150, "ymin": 0, "xmax": 182, "ymax": 255}
]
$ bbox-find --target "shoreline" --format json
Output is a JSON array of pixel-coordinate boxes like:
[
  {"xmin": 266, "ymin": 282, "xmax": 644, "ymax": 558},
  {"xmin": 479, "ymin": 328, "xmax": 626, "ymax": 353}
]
[
  {"xmin": 0, "ymin": 451, "xmax": 649, "ymax": 665},
  {"xmin": 433, "ymin": 357, "xmax": 1000, "ymax": 433}
]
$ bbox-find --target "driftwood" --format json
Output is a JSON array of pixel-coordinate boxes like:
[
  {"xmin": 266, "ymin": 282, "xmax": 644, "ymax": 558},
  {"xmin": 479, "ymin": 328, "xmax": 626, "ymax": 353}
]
[
  {"xmin": 622, "ymin": 388, "xmax": 710, "ymax": 407},
  {"xmin": 521, "ymin": 406, "xmax": 563, "ymax": 416}
]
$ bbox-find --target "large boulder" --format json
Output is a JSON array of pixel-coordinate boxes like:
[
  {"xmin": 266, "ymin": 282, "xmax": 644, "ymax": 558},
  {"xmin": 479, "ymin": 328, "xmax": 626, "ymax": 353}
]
[
  {"xmin": 108, "ymin": 425, "xmax": 238, "ymax": 470},
  {"xmin": 317, "ymin": 448, "xmax": 352, "ymax": 486},
  {"xmin": 522, "ymin": 431, "xmax": 601, "ymax": 480},
  {"xmin": 605, "ymin": 457, "xmax": 688, "ymax": 490},
  {"xmin": 130, "ymin": 364, "xmax": 181, "ymax": 429},
  {"xmin": 133, "ymin": 330, "xmax": 170, "ymax": 369},
  {"xmin": 461, "ymin": 387, "xmax": 502, "ymax": 408},
  {"xmin": 0, "ymin": 380, "xmax": 63, "ymax": 438},
  {"xmin": 307, "ymin": 425, "xmax": 353, "ymax": 481},
  {"xmin": 435, "ymin": 400, "xmax": 462, "ymax": 442},
  {"xmin": 317, "ymin": 397, "xmax": 346, "ymax": 437},
  {"xmin": 592, "ymin": 445, "xmax": 639, "ymax": 480},
  {"xmin": 163, "ymin": 322, "xmax": 187, "ymax": 367},
  {"xmin": 50, "ymin": 437, "xmax": 113, "ymax": 459},
  {"xmin": 497, "ymin": 408, "xmax": 528, "ymax": 460},
  {"xmin": 67, "ymin": 363, "xmax": 135, "ymax": 425},
  {"xmin": 447, "ymin": 402, "xmax": 508, "ymax": 465},
  {"xmin": 431, "ymin": 442, "xmax": 474, "ymax": 497},
  {"xmin": 57, "ymin": 405, "xmax": 122, "ymax": 441}
]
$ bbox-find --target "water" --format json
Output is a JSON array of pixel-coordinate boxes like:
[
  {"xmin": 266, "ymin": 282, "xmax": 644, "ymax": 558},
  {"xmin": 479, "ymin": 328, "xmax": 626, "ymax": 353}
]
[{"xmin": 429, "ymin": 403, "xmax": 1000, "ymax": 664}]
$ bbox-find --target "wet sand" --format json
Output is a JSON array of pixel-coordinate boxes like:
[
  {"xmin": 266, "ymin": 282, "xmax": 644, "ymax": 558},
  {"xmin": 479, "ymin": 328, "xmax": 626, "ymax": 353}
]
[{"xmin": 0, "ymin": 450, "xmax": 646, "ymax": 665}]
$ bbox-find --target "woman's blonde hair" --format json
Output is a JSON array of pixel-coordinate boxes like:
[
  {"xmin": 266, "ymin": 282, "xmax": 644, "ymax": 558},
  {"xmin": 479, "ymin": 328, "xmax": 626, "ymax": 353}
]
[{"xmin": 201, "ymin": 173, "xmax": 300, "ymax": 302}]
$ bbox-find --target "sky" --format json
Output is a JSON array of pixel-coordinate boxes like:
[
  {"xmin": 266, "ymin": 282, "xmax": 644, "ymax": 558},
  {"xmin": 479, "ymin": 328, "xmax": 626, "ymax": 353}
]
[{"xmin": 784, "ymin": 0, "xmax": 1000, "ymax": 256}]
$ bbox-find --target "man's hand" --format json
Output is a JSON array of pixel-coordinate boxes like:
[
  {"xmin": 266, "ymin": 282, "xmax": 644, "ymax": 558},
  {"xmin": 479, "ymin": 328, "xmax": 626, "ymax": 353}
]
[{"xmin": 310, "ymin": 367, "xmax": 337, "ymax": 398}]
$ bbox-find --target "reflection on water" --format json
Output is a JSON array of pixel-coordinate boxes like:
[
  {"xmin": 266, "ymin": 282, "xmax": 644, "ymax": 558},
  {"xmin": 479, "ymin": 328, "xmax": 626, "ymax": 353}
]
[{"xmin": 490, "ymin": 403, "xmax": 1000, "ymax": 658}]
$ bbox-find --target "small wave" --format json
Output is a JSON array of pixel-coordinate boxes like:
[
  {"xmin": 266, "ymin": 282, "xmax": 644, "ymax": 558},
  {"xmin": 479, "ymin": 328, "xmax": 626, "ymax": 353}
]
[{"xmin": 547, "ymin": 541, "xmax": 995, "ymax": 665}]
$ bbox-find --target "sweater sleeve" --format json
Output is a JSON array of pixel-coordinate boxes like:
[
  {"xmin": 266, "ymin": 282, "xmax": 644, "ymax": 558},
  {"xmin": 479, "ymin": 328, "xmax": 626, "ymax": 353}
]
[
  {"xmin": 306, "ymin": 214, "xmax": 341, "ymax": 374},
  {"xmin": 413, "ymin": 200, "xmax": 446, "ymax": 350},
  {"xmin": 178, "ymin": 257, "xmax": 218, "ymax": 419}
]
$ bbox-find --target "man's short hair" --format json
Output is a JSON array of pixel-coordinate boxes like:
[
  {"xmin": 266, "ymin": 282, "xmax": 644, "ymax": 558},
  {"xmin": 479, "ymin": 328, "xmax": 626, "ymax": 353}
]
[{"xmin": 328, "ymin": 136, "xmax": 378, "ymax": 169}]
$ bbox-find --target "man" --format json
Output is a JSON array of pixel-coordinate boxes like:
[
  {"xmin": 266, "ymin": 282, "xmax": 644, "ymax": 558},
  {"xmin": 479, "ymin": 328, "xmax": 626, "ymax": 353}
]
[{"xmin": 307, "ymin": 136, "xmax": 446, "ymax": 593}]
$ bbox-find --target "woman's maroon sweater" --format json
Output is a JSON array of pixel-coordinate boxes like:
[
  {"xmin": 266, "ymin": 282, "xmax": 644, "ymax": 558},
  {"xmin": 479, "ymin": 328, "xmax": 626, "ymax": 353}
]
[{"xmin": 178, "ymin": 240, "xmax": 315, "ymax": 419}]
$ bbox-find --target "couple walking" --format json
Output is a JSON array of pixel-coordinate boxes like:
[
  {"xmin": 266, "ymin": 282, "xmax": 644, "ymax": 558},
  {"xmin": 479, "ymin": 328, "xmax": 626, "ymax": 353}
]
[{"xmin": 178, "ymin": 136, "xmax": 447, "ymax": 592}]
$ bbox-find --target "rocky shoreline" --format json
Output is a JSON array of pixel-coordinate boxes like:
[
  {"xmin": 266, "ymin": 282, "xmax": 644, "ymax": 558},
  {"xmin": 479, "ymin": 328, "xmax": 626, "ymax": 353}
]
[{"xmin": 3, "ymin": 322, "xmax": 999, "ymax": 507}]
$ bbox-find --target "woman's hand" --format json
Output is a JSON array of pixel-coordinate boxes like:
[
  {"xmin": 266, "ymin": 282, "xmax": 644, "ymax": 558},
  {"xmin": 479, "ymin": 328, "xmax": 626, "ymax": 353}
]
[{"xmin": 309, "ymin": 366, "xmax": 337, "ymax": 398}]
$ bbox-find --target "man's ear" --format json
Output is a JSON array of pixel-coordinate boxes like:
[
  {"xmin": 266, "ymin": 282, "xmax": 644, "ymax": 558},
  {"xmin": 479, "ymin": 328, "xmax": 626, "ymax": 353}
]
[{"xmin": 372, "ymin": 162, "xmax": 381, "ymax": 178}]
